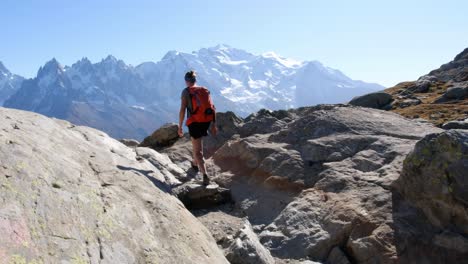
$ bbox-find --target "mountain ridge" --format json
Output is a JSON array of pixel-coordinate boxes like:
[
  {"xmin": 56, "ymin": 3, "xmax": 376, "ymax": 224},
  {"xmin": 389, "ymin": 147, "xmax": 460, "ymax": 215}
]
[
  {"xmin": 0, "ymin": 61, "xmax": 25, "ymax": 105},
  {"xmin": 4, "ymin": 45, "xmax": 384, "ymax": 140},
  {"xmin": 380, "ymin": 47, "xmax": 468, "ymax": 126}
]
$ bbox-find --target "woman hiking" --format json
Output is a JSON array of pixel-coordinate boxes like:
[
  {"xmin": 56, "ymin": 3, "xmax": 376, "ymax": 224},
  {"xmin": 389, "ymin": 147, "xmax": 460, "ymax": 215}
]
[{"xmin": 178, "ymin": 70, "xmax": 218, "ymax": 185}]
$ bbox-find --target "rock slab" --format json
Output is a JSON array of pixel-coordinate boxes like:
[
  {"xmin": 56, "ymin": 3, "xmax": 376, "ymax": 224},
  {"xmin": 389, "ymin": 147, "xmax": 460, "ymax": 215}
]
[
  {"xmin": 139, "ymin": 123, "xmax": 179, "ymax": 149},
  {"xmin": 348, "ymin": 92, "xmax": 393, "ymax": 109},
  {"xmin": 0, "ymin": 107, "xmax": 228, "ymax": 264}
]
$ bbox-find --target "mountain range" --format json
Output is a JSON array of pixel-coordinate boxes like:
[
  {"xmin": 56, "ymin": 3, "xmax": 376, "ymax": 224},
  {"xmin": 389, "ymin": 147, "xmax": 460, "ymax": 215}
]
[
  {"xmin": 2, "ymin": 45, "xmax": 383, "ymax": 140},
  {"xmin": 0, "ymin": 61, "xmax": 24, "ymax": 105}
]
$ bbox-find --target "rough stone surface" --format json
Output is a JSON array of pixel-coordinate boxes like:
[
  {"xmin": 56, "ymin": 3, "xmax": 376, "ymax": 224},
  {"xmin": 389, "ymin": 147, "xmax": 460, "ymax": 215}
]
[
  {"xmin": 326, "ymin": 247, "xmax": 351, "ymax": 264},
  {"xmin": 442, "ymin": 118, "xmax": 468, "ymax": 129},
  {"xmin": 429, "ymin": 47, "xmax": 468, "ymax": 83},
  {"xmin": 445, "ymin": 86, "xmax": 468, "ymax": 99},
  {"xmin": 396, "ymin": 98, "xmax": 422, "ymax": 108},
  {"xmin": 224, "ymin": 221, "xmax": 276, "ymax": 264},
  {"xmin": 194, "ymin": 205, "xmax": 245, "ymax": 246},
  {"xmin": 173, "ymin": 183, "xmax": 232, "ymax": 209},
  {"xmin": 405, "ymin": 79, "xmax": 432, "ymax": 93},
  {"xmin": 397, "ymin": 130, "xmax": 468, "ymax": 231},
  {"xmin": 139, "ymin": 123, "xmax": 179, "ymax": 149},
  {"xmin": 434, "ymin": 85, "xmax": 468, "ymax": 103},
  {"xmin": 119, "ymin": 138, "xmax": 140, "ymax": 147},
  {"xmin": 392, "ymin": 130, "xmax": 468, "ymax": 263},
  {"xmin": 7, "ymin": 94, "xmax": 468, "ymax": 264},
  {"xmin": 348, "ymin": 92, "xmax": 393, "ymax": 109},
  {"xmin": 160, "ymin": 105, "xmax": 444, "ymax": 263},
  {"xmin": 0, "ymin": 107, "xmax": 228, "ymax": 264},
  {"xmin": 135, "ymin": 147, "xmax": 184, "ymax": 185}
]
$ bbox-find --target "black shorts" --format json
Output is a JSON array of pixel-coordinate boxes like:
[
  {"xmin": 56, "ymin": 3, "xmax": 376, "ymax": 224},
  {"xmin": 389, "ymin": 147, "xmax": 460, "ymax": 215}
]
[{"xmin": 188, "ymin": 122, "xmax": 211, "ymax": 139}]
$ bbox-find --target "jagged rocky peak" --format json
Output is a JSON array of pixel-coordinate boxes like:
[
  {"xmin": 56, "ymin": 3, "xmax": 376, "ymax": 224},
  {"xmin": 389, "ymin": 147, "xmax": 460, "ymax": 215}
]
[
  {"xmin": 4, "ymin": 45, "xmax": 384, "ymax": 140},
  {"xmin": 98, "ymin": 54, "xmax": 129, "ymax": 69},
  {"xmin": 200, "ymin": 43, "xmax": 256, "ymax": 60},
  {"xmin": 454, "ymin": 47, "xmax": 468, "ymax": 61},
  {"xmin": 0, "ymin": 61, "xmax": 10, "ymax": 75},
  {"xmin": 300, "ymin": 60, "xmax": 345, "ymax": 77},
  {"xmin": 37, "ymin": 58, "xmax": 64, "ymax": 78},
  {"xmin": 70, "ymin": 57, "xmax": 94, "ymax": 74},
  {"xmin": 161, "ymin": 50, "xmax": 181, "ymax": 60},
  {"xmin": 212, "ymin": 43, "xmax": 232, "ymax": 50},
  {"xmin": 103, "ymin": 54, "xmax": 118, "ymax": 62},
  {"xmin": 0, "ymin": 61, "xmax": 25, "ymax": 105},
  {"xmin": 73, "ymin": 56, "xmax": 92, "ymax": 67}
]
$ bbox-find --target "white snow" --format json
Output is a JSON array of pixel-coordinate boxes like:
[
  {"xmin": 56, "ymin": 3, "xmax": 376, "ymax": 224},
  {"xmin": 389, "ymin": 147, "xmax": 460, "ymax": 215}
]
[
  {"xmin": 131, "ymin": 105, "xmax": 145, "ymax": 110},
  {"xmin": 5, "ymin": 45, "xmax": 383, "ymax": 121},
  {"xmin": 248, "ymin": 79, "xmax": 269, "ymax": 89},
  {"xmin": 262, "ymin": 51, "xmax": 303, "ymax": 68}
]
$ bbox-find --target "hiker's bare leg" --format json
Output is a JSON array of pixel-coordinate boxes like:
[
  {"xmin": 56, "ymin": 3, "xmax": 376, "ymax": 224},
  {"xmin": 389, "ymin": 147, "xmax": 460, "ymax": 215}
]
[
  {"xmin": 191, "ymin": 137, "xmax": 206, "ymax": 174},
  {"xmin": 191, "ymin": 138, "xmax": 197, "ymax": 167}
]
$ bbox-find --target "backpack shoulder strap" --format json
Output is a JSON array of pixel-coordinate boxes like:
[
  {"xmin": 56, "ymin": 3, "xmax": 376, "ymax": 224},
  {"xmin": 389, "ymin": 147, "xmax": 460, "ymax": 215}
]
[{"xmin": 183, "ymin": 87, "xmax": 194, "ymax": 114}]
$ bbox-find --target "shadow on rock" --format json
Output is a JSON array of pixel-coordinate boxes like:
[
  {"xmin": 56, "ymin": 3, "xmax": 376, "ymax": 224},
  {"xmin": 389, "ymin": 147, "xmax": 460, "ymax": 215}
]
[
  {"xmin": 116, "ymin": 165, "xmax": 171, "ymax": 194},
  {"xmin": 173, "ymin": 182, "xmax": 232, "ymax": 210}
]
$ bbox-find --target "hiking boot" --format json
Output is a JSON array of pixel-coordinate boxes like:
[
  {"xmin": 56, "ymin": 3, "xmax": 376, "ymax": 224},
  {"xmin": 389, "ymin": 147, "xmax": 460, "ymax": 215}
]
[
  {"xmin": 191, "ymin": 162, "xmax": 199, "ymax": 172},
  {"xmin": 203, "ymin": 174, "xmax": 210, "ymax": 186}
]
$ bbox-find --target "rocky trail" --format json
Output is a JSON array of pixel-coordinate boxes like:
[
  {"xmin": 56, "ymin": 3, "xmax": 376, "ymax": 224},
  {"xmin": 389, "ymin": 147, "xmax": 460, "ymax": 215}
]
[
  {"xmin": 132, "ymin": 104, "xmax": 467, "ymax": 264},
  {"xmin": 1, "ymin": 102, "xmax": 467, "ymax": 263},
  {"xmin": 0, "ymin": 107, "xmax": 228, "ymax": 264}
]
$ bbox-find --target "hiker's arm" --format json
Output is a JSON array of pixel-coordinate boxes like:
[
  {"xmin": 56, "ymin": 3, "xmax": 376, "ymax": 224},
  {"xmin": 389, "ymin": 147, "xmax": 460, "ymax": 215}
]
[
  {"xmin": 178, "ymin": 96, "xmax": 187, "ymax": 137},
  {"xmin": 210, "ymin": 109, "xmax": 218, "ymax": 136}
]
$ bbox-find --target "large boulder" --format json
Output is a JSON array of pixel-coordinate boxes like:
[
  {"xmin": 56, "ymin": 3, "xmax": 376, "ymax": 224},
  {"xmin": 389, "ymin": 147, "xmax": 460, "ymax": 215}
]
[
  {"xmin": 0, "ymin": 107, "xmax": 228, "ymax": 264},
  {"xmin": 397, "ymin": 130, "xmax": 468, "ymax": 232},
  {"xmin": 173, "ymin": 183, "xmax": 232, "ymax": 209},
  {"xmin": 442, "ymin": 118, "xmax": 468, "ymax": 129},
  {"xmin": 200, "ymin": 105, "xmax": 441, "ymax": 263},
  {"xmin": 224, "ymin": 221, "xmax": 275, "ymax": 264},
  {"xmin": 159, "ymin": 105, "xmax": 468, "ymax": 264},
  {"xmin": 403, "ymin": 77, "xmax": 435, "ymax": 94},
  {"xmin": 326, "ymin": 247, "xmax": 351, "ymax": 264},
  {"xmin": 445, "ymin": 86, "xmax": 468, "ymax": 99},
  {"xmin": 139, "ymin": 123, "xmax": 179, "ymax": 149},
  {"xmin": 434, "ymin": 85, "xmax": 468, "ymax": 103},
  {"xmin": 395, "ymin": 98, "xmax": 421, "ymax": 108},
  {"xmin": 393, "ymin": 130, "xmax": 468, "ymax": 263},
  {"xmin": 348, "ymin": 92, "xmax": 393, "ymax": 109},
  {"xmin": 159, "ymin": 111, "xmax": 245, "ymax": 171}
]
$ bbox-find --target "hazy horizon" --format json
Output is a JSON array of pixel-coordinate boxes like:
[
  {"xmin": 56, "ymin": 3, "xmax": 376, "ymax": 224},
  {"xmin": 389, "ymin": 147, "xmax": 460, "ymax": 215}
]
[{"xmin": 1, "ymin": 0, "xmax": 467, "ymax": 87}]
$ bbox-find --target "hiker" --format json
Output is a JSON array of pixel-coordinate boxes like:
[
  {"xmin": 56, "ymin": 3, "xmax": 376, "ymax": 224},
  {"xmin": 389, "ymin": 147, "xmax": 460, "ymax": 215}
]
[{"xmin": 178, "ymin": 70, "xmax": 217, "ymax": 185}]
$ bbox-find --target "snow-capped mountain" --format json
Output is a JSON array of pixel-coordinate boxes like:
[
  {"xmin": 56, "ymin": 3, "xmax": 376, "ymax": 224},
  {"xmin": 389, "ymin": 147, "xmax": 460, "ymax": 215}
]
[
  {"xmin": 135, "ymin": 44, "xmax": 382, "ymax": 115},
  {"xmin": 0, "ymin": 61, "xmax": 24, "ymax": 105},
  {"xmin": 5, "ymin": 45, "xmax": 383, "ymax": 140},
  {"xmin": 5, "ymin": 57, "xmax": 167, "ymax": 140}
]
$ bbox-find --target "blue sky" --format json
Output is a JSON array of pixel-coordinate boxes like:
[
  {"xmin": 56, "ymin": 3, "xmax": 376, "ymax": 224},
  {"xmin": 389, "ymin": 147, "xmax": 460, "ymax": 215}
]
[{"xmin": 1, "ymin": 0, "xmax": 467, "ymax": 87}]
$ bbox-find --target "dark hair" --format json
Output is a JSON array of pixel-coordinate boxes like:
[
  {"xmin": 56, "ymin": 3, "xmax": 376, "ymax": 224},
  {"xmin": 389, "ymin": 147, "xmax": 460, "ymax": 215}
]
[{"xmin": 184, "ymin": 70, "xmax": 197, "ymax": 83}]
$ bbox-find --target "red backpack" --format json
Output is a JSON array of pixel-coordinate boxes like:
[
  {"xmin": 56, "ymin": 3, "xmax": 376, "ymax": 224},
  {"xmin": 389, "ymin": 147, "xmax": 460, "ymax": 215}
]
[{"xmin": 186, "ymin": 86, "xmax": 216, "ymax": 125}]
